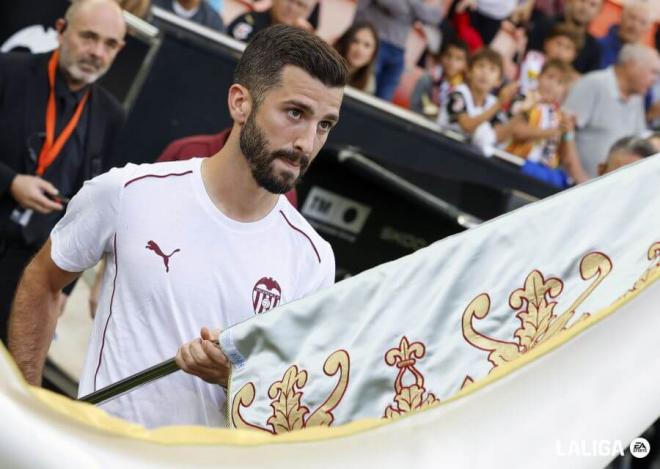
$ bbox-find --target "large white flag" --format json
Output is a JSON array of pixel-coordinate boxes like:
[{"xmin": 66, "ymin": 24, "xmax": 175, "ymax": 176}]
[
  {"xmin": 0, "ymin": 156, "xmax": 659, "ymax": 468},
  {"xmin": 221, "ymin": 155, "xmax": 660, "ymax": 433},
  {"xmin": 1, "ymin": 276, "xmax": 659, "ymax": 468}
]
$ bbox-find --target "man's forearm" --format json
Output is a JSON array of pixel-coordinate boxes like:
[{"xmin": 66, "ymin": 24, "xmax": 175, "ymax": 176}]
[
  {"xmin": 8, "ymin": 263, "xmax": 62, "ymax": 386},
  {"xmin": 559, "ymin": 140, "xmax": 589, "ymax": 184}
]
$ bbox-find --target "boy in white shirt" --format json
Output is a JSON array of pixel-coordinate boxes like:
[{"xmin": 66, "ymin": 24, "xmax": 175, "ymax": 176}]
[{"xmin": 438, "ymin": 47, "xmax": 519, "ymax": 156}]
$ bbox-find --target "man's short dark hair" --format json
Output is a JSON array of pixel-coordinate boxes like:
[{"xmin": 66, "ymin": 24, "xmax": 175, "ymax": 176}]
[
  {"xmin": 468, "ymin": 47, "xmax": 503, "ymax": 77},
  {"xmin": 234, "ymin": 24, "xmax": 348, "ymax": 105}
]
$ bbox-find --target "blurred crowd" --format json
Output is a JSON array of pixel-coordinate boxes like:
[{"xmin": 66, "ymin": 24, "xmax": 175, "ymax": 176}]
[
  {"xmin": 113, "ymin": 0, "xmax": 659, "ymax": 189},
  {"xmin": 1, "ymin": 0, "xmax": 658, "ymax": 327}
]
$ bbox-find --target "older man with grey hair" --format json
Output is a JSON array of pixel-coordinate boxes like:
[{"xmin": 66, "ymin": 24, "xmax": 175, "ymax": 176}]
[
  {"xmin": 563, "ymin": 43, "xmax": 660, "ymax": 178},
  {"xmin": 598, "ymin": 0, "xmax": 654, "ymax": 68},
  {"xmin": 0, "ymin": 0, "xmax": 126, "ymax": 344}
]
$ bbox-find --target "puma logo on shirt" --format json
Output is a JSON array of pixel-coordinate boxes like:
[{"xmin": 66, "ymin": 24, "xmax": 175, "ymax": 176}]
[{"xmin": 145, "ymin": 240, "xmax": 180, "ymax": 273}]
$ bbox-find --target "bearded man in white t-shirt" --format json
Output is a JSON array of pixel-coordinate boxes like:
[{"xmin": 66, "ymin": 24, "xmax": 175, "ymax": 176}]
[{"xmin": 8, "ymin": 25, "xmax": 348, "ymax": 428}]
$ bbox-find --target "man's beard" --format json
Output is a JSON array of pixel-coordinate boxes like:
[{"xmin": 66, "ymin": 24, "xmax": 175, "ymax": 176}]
[
  {"xmin": 239, "ymin": 110, "xmax": 310, "ymax": 194},
  {"xmin": 60, "ymin": 50, "xmax": 107, "ymax": 86}
]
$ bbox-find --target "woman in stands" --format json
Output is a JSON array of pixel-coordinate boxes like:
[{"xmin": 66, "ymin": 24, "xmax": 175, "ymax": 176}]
[{"xmin": 334, "ymin": 22, "xmax": 379, "ymax": 94}]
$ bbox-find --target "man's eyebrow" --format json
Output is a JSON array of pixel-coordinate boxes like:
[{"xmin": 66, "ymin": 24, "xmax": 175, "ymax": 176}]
[{"xmin": 284, "ymin": 99, "xmax": 339, "ymax": 123}]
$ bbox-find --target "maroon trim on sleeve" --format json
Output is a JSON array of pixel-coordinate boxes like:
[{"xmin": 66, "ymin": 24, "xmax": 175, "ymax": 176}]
[
  {"xmin": 279, "ymin": 210, "xmax": 321, "ymax": 263},
  {"xmin": 93, "ymin": 234, "xmax": 118, "ymax": 391},
  {"xmin": 123, "ymin": 170, "xmax": 193, "ymax": 188}
]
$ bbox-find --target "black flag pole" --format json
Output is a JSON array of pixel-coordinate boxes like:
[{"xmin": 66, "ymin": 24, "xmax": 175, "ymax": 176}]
[
  {"xmin": 78, "ymin": 357, "xmax": 180, "ymax": 405},
  {"xmin": 79, "ymin": 340, "xmax": 220, "ymax": 405}
]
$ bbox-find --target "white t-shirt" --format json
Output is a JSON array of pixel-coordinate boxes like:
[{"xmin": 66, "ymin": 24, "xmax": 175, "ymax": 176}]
[{"xmin": 50, "ymin": 158, "xmax": 335, "ymax": 428}]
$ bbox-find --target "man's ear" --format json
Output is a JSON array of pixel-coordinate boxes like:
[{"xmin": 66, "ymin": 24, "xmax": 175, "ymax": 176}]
[
  {"xmin": 55, "ymin": 18, "xmax": 67, "ymax": 46},
  {"xmin": 56, "ymin": 18, "xmax": 67, "ymax": 34},
  {"xmin": 227, "ymin": 84, "xmax": 252, "ymax": 125}
]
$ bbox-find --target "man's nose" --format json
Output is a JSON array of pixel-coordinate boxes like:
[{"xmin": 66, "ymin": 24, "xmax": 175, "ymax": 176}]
[
  {"xmin": 89, "ymin": 40, "xmax": 107, "ymax": 61},
  {"xmin": 293, "ymin": 123, "xmax": 316, "ymax": 156}
]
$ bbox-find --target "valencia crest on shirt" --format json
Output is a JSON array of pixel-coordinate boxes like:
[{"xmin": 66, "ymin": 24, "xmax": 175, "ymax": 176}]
[{"xmin": 252, "ymin": 277, "xmax": 282, "ymax": 314}]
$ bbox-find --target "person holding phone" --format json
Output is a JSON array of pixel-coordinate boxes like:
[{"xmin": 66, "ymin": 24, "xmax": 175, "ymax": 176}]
[{"xmin": 0, "ymin": 0, "xmax": 127, "ymax": 344}]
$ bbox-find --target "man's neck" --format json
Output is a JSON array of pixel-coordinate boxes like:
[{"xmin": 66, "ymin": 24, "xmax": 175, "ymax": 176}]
[
  {"xmin": 613, "ymin": 65, "xmax": 632, "ymax": 100},
  {"xmin": 201, "ymin": 126, "xmax": 280, "ymax": 222}
]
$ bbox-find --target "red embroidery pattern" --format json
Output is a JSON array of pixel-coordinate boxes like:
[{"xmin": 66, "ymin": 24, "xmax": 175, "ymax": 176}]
[
  {"xmin": 384, "ymin": 337, "xmax": 439, "ymax": 418},
  {"xmin": 231, "ymin": 350, "xmax": 350, "ymax": 433}
]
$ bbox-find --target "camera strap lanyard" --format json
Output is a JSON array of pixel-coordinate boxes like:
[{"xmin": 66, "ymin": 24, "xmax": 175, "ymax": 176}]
[{"xmin": 36, "ymin": 50, "xmax": 89, "ymax": 176}]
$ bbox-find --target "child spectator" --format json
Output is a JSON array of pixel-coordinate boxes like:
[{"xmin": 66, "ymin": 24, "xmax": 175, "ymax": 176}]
[
  {"xmin": 527, "ymin": 0, "xmax": 604, "ymax": 75},
  {"xmin": 506, "ymin": 59, "xmax": 588, "ymax": 187},
  {"xmin": 438, "ymin": 48, "xmax": 519, "ymax": 156},
  {"xmin": 519, "ymin": 22, "xmax": 581, "ymax": 94},
  {"xmin": 410, "ymin": 38, "xmax": 469, "ymax": 119},
  {"xmin": 334, "ymin": 22, "xmax": 379, "ymax": 94}
]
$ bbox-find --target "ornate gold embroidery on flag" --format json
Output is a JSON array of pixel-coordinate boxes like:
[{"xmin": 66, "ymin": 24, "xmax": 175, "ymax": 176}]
[
  {"xmin": 622, "ymin": 242, "xmax": 660, "ymax": 299},
  {"xmin": 231, "ymin": 350, "xmax": 350, "ymax": 433},
  {"xmin": 384, "ymin": 337, "xmax": 439, "ymax": 419},
  {"xmin": 462, "ymin": 252, "xmax": 612, "ymax": 369}
]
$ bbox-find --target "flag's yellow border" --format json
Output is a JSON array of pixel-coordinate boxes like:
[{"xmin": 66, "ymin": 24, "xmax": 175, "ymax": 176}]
[{"xmin": 3, "ymin": 268, "xmax": 658, "ymax": 446}]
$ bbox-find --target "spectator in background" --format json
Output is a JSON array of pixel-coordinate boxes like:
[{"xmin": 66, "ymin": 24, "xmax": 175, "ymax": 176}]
[
  {"xmin": 334, "ymin": 22, "xmax": 380, "ymax": 94},
  {"xmin": 598, "ymin": 1, "xmax": 653, "ymax": 69},
  {"xmin": 354, "ymin": 0, "xmax": 442, "ymax": 101},
  {"xmin": 534, "ymin": 0, "xmax": 567, "ymax": 17},
  {"xmin": 410, "ymin": 38, "xmax": 469, "ymax": 119},
  {"xmin": 598, "ymin": 135, "xmax": 657, "ymax": 175},
  {"xmin": 207, "ymin": 0, "xmax": 222, "ymax": 12},
  {"xmin": 519, "ymin": 22, "xmax": 581, "ymax": 95},
  {"xmin": 228, "ymin": 0, "xmax": 317, "ymax": 42},
  {"xmin": 438, "ymin": 48, "xmax": 519, "ymax": 156},
  {"xmin": 648, "ymin": 80, "xmax": 660, "ymax": 129},
  {"xmin": 152, "ymin": 0, "xmax": 225, "ymax": 32},
  {"xmin": 451, "ymin": 0, "xmax": 523, "ymax": 49},
  {"xmin": 118, "ymin": 0, "xmax": 152, "ymax": 18},
  {"xmin": 0, "ymin": 0, "xmax": 126, "ymax": 344},
  {"xmin": 647, "ymin": 132, "xmax": 660, "ymax": 151},
  {"xmin": 506, "ymin": 60, "xmax": 588, "ymax": 187},
  {"xmin": 563, "ymin": 44, "xmax": 660, "ymax": 178},
  {"xmin": 528, "ymin": 0, "xmax": 604, "ymax": 74}
]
